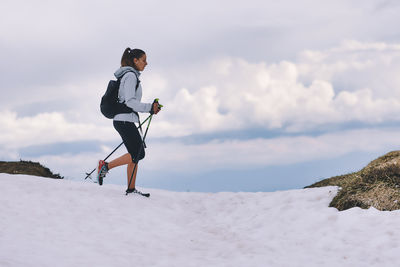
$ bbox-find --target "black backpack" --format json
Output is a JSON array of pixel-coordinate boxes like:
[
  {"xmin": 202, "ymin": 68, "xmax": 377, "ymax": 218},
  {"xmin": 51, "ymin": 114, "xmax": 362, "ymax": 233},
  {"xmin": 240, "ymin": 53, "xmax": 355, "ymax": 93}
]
[{"xmin": 100, "ymin": 71, "xmax": 140, "ymax": 119}]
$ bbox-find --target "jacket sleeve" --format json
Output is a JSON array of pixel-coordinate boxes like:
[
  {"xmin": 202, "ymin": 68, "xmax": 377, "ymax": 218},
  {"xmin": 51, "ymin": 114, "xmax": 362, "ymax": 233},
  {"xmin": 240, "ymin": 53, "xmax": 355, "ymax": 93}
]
[{"xmin": 121, "ymin": 73, "xmax": 152, "ymax": 113}]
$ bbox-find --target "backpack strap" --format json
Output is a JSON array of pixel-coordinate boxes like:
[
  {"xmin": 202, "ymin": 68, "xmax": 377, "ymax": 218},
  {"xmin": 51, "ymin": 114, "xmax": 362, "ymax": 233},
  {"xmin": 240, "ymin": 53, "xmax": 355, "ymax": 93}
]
[
  {"xmin": 118, "ymin": 70, "xmax": 140, "ymax": 91},
  {"xmin": 132, "ymin": 71, "xmax": 140, "ymax": 91}
]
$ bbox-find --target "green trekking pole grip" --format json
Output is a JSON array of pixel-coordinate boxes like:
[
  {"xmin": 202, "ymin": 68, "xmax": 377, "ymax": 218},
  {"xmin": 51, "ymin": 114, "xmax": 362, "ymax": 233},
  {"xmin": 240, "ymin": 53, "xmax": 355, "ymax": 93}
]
[
  {"xmin": 151, "ymin": 98, "xmax": 163, "ymax": 114},
  {"xmin": 154, "ymin": 98, "xmax": 164, "ymax": 108}
]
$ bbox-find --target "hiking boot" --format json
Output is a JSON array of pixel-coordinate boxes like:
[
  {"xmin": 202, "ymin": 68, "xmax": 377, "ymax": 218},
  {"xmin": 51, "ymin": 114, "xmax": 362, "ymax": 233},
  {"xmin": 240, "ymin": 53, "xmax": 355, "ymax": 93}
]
[
  {"xmin": 126, "ymin": 188, "xmax": 150, "ymax": 197},
  {"xmin": 96, "ymin": 160, "xmax": 108, "ymax": 185}
]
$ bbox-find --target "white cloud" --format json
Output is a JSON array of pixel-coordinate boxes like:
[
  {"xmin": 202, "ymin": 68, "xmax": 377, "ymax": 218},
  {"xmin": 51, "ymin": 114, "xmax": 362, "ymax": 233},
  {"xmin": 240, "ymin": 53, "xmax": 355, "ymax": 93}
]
[
  {"xmin": 3, "ymin": 40, "xmax": 400, "ymax": 155},
  {"xmin": 0, "ymin": 111, "xmax": 115, "ymax": 151},
  {"xmin": 298, "ymin": 40, "xmax": 400, "ymax": 97},
  {"xmin": 150, "ymin": 41, "xmax": 400, "ymax": 136}
]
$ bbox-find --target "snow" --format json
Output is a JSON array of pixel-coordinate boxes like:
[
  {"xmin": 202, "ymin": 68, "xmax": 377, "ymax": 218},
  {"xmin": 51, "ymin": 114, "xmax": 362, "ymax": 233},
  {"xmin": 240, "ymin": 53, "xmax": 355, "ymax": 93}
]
[{"xmin": 1, "ymin": 174, "xmax": 400, "ymax": 267}]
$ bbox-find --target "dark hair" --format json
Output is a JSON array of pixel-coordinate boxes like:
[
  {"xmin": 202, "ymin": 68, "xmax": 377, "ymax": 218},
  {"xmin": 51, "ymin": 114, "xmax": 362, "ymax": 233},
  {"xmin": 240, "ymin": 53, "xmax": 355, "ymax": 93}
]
[{"xmin": 121, "ymin": 47, "xmax": 146, "ymax": 70}]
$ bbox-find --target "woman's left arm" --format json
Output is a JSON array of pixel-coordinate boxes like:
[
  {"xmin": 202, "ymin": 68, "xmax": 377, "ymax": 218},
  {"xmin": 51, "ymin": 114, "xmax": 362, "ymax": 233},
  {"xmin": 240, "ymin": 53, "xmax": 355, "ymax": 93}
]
[{"xmin": 123, "ymin": 73, "xmax": 152, "ymax": 113}]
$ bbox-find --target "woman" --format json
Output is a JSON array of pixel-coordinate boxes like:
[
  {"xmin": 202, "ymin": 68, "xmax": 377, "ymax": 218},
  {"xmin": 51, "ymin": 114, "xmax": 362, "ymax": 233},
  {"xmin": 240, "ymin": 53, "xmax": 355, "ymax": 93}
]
[{"xmin": 97, "ymin": 47, "xmax": 161, "ymax": 195}]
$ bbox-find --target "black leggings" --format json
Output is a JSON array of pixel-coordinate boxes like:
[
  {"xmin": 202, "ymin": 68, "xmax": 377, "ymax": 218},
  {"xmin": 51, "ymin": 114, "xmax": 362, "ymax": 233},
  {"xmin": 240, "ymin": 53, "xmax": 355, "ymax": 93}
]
[{"xmin": 113, "ymin": 121, "xmax": 145, "ymax": 162}]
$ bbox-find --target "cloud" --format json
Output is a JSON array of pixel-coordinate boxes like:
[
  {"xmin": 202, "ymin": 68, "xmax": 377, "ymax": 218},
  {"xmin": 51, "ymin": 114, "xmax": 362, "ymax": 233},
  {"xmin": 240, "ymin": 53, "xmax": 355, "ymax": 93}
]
[
  {"xmin": 143, "ymin": 127, "xmax": 400, "ymax": 172},
  {"xmin": 298, "ymin": 40, "xmax": 400, "ymax": 96},
  {"xmin": 150, "ymin": 41, "xmax": 400, "ymax": 136},
  {"xmin": 30, "ymin": 127, "xmax": 400, "ymax": 180},
  {"xmin": 3, "ymin": 40, "xmax": 400, "ymax": 150},
  {"xmin": 0, "ymin": 111, "xmax": 115, "ymax": 152},
  {"xmin": 2, "ymin": 0, "xmax": 400, "ymax": 91}
]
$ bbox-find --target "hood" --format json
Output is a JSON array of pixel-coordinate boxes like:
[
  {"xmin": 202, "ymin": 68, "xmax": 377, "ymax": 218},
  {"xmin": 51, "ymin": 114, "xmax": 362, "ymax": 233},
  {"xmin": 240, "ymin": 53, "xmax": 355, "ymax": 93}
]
[{"xmin": 114, "ymin": 66, "xmax": 140, "ymax": 79}]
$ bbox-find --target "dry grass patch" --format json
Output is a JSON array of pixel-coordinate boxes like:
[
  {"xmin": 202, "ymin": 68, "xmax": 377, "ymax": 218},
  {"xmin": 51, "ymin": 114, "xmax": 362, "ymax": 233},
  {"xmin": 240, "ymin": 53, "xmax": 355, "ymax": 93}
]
[
  {"xmin": 0, "ymin": 160, "xmax": 63, "ymax": 179},
  {"xmin": 307, "ymin": 151, "xmax": 400, "ymax": 211}
]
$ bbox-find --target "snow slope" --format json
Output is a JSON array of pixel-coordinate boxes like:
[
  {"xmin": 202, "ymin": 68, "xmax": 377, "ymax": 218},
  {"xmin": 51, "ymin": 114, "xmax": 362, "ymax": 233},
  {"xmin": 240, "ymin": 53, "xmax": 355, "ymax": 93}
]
[{"xmin": 1, "ymin": 174, "xmax": 400, "ymax": 267}]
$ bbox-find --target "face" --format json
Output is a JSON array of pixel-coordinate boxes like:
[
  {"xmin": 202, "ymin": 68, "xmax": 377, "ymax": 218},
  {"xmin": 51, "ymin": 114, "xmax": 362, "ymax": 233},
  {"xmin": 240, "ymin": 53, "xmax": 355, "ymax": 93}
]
[{"xmin": 133, "ymin": 54, "xmax": 147, "ymax": 71}]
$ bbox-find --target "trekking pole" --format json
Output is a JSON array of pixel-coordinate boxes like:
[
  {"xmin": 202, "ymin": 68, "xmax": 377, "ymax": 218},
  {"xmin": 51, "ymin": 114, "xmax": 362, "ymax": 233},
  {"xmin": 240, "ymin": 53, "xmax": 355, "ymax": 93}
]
[
  {"xmin": 84, "ymin": 114, "xmax": 153, "ymax": 180},
  {"xmin": 126, "ymin": 114, "xmax": 153, "ymax": 195}
]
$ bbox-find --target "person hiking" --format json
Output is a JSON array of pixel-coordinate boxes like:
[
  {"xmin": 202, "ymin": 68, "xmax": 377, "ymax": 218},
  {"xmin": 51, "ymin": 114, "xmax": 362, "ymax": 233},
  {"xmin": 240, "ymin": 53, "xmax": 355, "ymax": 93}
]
[{"xmin": 96, "ymin": 47, "xmax": 161, "ymax": 195}]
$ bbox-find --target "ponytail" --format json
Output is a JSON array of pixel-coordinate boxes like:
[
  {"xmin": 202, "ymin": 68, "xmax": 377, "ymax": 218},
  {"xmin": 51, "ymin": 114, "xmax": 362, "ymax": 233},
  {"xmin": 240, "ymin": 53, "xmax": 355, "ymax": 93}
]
[{"xmin": 120, "ymin": 47, "xmax": 146, "ymax": 70}]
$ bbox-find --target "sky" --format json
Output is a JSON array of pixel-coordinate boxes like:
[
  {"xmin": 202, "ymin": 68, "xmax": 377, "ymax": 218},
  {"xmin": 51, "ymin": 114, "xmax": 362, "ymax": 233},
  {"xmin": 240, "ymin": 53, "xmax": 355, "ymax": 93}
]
[{"xmin": 1, "ymin": 0, "xmax": 400, "ymax": 192}]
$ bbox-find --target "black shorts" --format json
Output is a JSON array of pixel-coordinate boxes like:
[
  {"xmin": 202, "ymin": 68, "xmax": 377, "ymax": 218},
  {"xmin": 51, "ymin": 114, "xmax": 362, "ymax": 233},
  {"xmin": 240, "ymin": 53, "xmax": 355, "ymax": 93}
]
[{"xmin": 113, "ymin": 120, "xmax": 145, "ymax": 162}]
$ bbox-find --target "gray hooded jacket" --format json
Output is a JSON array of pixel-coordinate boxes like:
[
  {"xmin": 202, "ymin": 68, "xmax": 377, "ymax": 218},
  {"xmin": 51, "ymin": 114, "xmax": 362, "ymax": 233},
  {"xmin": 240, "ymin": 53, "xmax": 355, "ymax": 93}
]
[{"xmin": 113, "ymin": 66, "xmax": 152, "ymax": 123}]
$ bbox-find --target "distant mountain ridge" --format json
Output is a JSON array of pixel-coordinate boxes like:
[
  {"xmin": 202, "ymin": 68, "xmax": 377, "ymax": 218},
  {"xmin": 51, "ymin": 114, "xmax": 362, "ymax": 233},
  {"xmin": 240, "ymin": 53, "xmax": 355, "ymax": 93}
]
[
  {"xmin": 0, "ymin": 160, "xmax": 63, "ymax": 179},
  {"xmin": 306, "ymin": 151, "xmax": 400, "ymax": 211}
]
